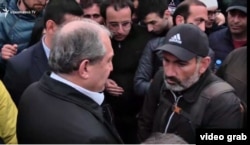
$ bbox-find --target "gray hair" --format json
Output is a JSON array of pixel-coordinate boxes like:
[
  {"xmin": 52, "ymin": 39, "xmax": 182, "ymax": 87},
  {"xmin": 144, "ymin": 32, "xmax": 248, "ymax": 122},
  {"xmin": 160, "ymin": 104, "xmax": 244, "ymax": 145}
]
[
  {"xmin": 142, "ymin": 132, "xmax": 189, "ymax": 144},
  {"xmin": 49, "ymin": 18, "xmax": 111, "ymax": 73}
]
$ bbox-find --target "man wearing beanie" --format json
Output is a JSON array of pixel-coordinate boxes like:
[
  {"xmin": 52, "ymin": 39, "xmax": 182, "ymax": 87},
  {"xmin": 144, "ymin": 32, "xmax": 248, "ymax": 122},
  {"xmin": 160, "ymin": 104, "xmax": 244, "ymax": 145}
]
[
  {"xmin": 138, "ymin": 24, "xmax": 243, "ymax": 144},
  {"xmin": 199, "ymin": 0, "xmax": 226, "ymax": 35}
]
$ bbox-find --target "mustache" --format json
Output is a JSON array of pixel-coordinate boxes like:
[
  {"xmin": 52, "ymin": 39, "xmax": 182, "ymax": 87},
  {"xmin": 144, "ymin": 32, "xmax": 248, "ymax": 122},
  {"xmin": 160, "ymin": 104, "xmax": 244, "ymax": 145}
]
[
  {"xmin": 34, "ymin": 4, "xmax": 45, "ymax": 6},
  {"xmin": 230, "ymin": 24, "xmax": 241, "ymax": 27},
  {"xmin": 165, "ymin": 76, "xmax": 181, "ymax": 84},
  {"xmin": 165, "ymin": 76, "xmax": 187, "ymax": 89}
]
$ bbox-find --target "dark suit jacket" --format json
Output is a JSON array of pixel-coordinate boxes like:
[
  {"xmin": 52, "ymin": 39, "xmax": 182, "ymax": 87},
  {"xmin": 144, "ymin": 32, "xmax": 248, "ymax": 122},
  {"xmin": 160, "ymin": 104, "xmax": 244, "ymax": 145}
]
[
  {"xmin": 3, "ymin": 41, "xmax": 49, "ymax": 106},
  {"xmin": 17, "ymin": 72, "xmax": 123, "ymax": 144}
]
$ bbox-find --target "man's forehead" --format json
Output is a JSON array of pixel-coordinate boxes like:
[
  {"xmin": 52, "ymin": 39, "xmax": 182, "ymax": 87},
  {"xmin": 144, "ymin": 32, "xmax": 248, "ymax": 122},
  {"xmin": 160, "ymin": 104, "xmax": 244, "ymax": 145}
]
[
  {"xmin": 189, "ymin": 5, "xmax": 208, "ymax": 18},
  {"xmin": 84, "ymin": 3, "xmax": 100, "ymax": 10},
  {"xmin": 106, "ymin": 7, "xmax": 132, "ymax": 20},
  {"xmin": 106, "ymin": 6, "xmax": 131, "ymax": 17},
  {"xmin": 189, "ymin": 4, "xmax": 207, "ymax": 11}
]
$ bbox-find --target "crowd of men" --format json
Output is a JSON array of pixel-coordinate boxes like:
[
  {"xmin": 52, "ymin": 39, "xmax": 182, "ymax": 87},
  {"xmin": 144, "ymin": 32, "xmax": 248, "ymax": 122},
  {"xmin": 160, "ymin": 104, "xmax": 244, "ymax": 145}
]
[{"xmin": 0, "ymin": 0, "xmax": 247, "ymax": 144}]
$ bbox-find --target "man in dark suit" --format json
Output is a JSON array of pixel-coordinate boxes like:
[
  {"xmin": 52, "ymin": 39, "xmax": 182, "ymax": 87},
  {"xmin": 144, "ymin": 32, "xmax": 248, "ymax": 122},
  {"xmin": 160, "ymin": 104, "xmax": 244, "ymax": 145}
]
[
  {"xmin": 17, "ymin": 18, "xmax": 123, "ymax": 144},
  {"xmin": 3, "ymin": 0, "xmax": 83, "ymax": 106}
]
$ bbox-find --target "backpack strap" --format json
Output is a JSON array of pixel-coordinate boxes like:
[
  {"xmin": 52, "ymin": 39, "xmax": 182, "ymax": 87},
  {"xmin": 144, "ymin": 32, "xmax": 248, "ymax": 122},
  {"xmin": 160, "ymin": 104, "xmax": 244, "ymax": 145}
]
[
  {"xmin": 160, "ymin": 81, "xmax": 234, "ymax": 134},
  {"xmin": 187, "ymin": 80, "xmax": 235, "ymax": 128},
  {"xmin": 155, "ymin": 75, "xmax": 236, "ymax": 132},
  {"xmin": 201, "ymin": 81, "xmax": 234, "ymax": 99}
]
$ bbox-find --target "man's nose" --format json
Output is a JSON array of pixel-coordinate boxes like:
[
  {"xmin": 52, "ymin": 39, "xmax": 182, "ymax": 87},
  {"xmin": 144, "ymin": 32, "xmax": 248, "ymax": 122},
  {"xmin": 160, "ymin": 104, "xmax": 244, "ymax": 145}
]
[
  {"xmin": 164, "ymin": 64, "xmax": 177, "ymax": 77},
  {"xmin": 147, "ymin": 25, "xmax": 153, "ymax": 32},
  {"xmin": 117, "ymin": 25, "xmax": 125, "ymax": 33}
]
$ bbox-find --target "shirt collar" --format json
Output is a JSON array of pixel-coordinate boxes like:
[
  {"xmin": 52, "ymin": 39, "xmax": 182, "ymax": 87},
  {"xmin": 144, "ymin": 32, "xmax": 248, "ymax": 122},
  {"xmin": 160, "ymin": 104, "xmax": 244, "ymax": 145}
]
[
  {"xmin": 42, "ymin": 36, "xmax": 51, "ymax": 60},
  {"xmin": 50, "ymin": 72, "xmax": 104, "ymax": 105}
]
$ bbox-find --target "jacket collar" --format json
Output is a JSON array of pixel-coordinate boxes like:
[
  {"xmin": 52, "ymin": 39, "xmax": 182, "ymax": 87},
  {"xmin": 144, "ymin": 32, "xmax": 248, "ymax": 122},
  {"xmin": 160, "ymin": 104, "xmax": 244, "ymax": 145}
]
[
  {"xmin": 39, "ymin": 72, "xmax": 123, "ymax": 143},
  {"xmin": 40, "ymin": 72, "xmax": 103, "ymax": 113}
]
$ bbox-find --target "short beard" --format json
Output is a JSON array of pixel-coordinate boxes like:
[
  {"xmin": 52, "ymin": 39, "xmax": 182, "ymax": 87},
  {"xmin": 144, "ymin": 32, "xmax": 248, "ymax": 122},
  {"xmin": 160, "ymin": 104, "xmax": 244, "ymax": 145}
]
[
  {"xmin": 164, "ymin": 62, "xmax": 201, "ymax": 92},
  {"xmin": 22, "ymin": 0, "xmax": 43, "ymax": 13},
  {"xmin": 22, "ymin": 0, "xmax": 32, "ymax": 11}
]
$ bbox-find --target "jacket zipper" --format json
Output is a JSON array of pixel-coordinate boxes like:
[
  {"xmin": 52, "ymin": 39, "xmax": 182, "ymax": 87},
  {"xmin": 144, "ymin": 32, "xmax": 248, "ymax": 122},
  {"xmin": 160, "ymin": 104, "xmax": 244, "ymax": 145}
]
[{"xmin": 164, "ymin": 90, "xmax": 182, "ymax": 133}]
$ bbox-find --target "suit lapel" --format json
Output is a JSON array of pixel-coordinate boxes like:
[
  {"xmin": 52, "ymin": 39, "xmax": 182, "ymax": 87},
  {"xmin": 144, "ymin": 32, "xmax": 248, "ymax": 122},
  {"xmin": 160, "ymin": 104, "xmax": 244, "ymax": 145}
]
[
  {"xmin": 72, "ymin": 99, "xmax": 123, "ymax": 143},
  {"xmin": 31, "ymin": 41, "xmax": 50, "ymax": 80}
]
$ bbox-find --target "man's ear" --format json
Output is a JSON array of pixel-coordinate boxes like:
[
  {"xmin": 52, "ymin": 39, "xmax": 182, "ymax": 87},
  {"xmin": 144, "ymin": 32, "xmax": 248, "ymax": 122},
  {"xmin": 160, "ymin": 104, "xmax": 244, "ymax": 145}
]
[
  {"xmin": 199, "ymin": 56, "xmax": 211, "ymax": 74},
  {"xmin": 45, "ymin": 20, "xmax": 57, "ymax": 34},
  {"xmin": 175, "ymin": 15, "xmax": 184, "ymax": 25},
  {"xmin": 78, "ymin": 59, "xmax": 90, "ymax": 79}
]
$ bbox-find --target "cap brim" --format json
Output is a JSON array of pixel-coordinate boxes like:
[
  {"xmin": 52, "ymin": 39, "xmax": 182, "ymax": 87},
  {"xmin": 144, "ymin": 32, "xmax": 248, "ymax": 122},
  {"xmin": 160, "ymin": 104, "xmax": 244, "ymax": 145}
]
[
  {"xmin": 226, "ymin": 6, "xmax": 247, "ymax": 13},
  {"xmin": 157, "ymin": 44, "xmax": 196, "ymax": 61}
]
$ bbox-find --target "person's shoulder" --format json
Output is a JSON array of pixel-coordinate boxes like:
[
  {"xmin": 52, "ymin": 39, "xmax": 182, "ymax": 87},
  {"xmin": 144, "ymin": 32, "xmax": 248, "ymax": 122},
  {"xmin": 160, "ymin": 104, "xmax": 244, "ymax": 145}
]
[
  {"xmin": 231, "ymin": 46, "xmax": 247, "ymax": 54},
  {"xmin": 0, "ymin": 12, "xmax": 13, "ymax": 24},
  {"xmin": 228, "ymin": 46, "xmax": 247, "ymax": 58},
  {"xmin": 203, "ymin": 74, "xmax": 236, "ymax": 95},
  {"xmin": 209, "ymin": 27, "xmax": 229, "ymax": 38},
  {"xmin": 132, "ymin": 24, "xmax": 153, "ymax": 37},
  {"xmin": 224, "ymin": 46, "xmax": 247, "ymax": 63},
  {"xmin": 0, "ymin": 80, "xmax": 6, "ymax": 92},
  {"xmin": 8, "ymin": 42, "xmax": 42, "ymax": 63},
  {"xmin": 149, "ymin": 36, "xmax": 165, "ymax": 43},
  {"xmin": 0, "ymin": 80, "xmax": 12, "ymax": 101},
  {"xmin": 144, "ymin": 36, "xmax": 165, "ymax": 49},
  {"xmin": 0, "ymin": 10, "xmax": 19, "ymax": 28}
]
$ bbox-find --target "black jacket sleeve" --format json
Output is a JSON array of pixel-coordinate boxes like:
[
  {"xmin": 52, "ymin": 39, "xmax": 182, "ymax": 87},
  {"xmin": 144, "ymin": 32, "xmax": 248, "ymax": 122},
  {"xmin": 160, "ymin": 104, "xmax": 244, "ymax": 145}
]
[{"xmin": 134, "ymin": 37, "xmax": 164, "ymax": 97}]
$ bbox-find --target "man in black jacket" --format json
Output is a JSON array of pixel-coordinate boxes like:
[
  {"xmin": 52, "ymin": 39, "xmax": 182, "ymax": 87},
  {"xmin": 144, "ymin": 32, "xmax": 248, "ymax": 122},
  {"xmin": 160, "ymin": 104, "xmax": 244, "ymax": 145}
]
[
  {"xmin": 101, "ymin": 0, "xmax": 154, "ymax": 143},
  {"xmin": 134, "ymin": 0, "xmax": 215, "ymax": 97},
  {"xmin": 138, "ymin": 24, "xmax": 243, "ymax": 144},
  {"xmin": 17, "ymin": 19, "xmax": 123, "ymax": 144}
]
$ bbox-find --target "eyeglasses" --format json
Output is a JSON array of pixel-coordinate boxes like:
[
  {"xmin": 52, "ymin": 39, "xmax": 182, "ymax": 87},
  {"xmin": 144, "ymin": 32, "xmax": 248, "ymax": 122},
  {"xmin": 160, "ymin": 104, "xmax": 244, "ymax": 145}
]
[
  {"xmin": 208, "ymin": 10, "xmax": 221, "ymax": 17},
  {"xmin": 84, "ymin": 14, "xmax": 101, "ymax": 19},
  {"xmin": 107, "ymin": 21, "xmax": 132, "ymax": 31}
]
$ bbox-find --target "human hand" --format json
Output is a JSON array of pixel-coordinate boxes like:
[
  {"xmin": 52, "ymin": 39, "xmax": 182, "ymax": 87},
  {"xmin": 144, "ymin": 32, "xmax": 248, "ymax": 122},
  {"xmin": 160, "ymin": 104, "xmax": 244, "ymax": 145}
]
[
  {"xmin": 105, "ymin": 79, "xmax": 124, "ymax": 97},
  {"xmin": 1, "ymin": 44, "xmax": 18, "ymax": 60},
  {"xmin": 215, "ymin": 12, "xmax": 225, "ymax": 26}
]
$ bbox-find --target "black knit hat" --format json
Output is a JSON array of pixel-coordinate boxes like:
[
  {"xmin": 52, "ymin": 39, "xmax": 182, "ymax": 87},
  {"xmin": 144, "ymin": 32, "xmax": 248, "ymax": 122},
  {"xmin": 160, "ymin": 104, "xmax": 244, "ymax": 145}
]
[{"xmin": 157, "ymin": 24, "xmax": 209, "ymax": 61}]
